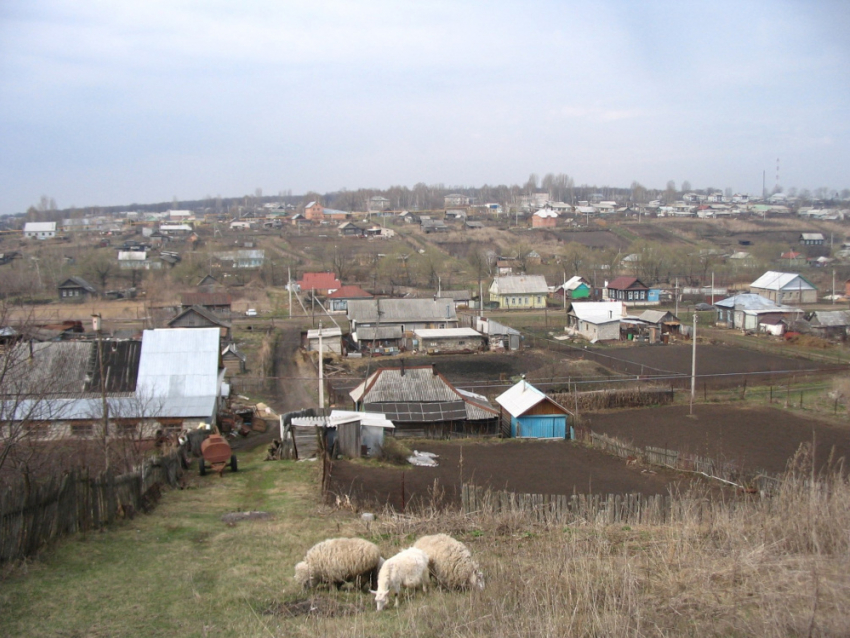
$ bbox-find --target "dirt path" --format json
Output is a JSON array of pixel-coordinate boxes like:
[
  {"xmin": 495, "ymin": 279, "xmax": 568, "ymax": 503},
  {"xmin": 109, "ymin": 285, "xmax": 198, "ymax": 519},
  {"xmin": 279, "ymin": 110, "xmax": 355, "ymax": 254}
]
[{"xmin": 272, "ymin": 322, "xmax": 317, "ymax": 413}]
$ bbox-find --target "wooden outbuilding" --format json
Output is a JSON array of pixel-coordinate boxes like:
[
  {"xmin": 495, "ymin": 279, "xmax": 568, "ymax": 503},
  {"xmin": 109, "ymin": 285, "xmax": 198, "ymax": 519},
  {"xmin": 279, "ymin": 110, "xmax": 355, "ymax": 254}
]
[{"xmin": 495, "ymin": 379, "xmax": 572, "ymax": 439}]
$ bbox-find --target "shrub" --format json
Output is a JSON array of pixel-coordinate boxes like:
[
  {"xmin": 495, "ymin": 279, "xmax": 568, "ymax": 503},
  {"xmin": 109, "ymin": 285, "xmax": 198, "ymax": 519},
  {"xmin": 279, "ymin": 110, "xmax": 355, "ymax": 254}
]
[{"xmin": 378, "ymin": 437, "xmax": 411, "ymax": 465}]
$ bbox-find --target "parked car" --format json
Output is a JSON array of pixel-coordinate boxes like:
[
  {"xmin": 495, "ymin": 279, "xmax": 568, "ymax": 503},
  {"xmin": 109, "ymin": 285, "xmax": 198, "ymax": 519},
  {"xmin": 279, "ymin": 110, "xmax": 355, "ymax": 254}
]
[
  {"xmin": 245, "ymin": 308, "xmax": 258, "ymax": 317},
  {"xmin": 694, "ymin": 302, "xmax": 714, "ymax": 311}
]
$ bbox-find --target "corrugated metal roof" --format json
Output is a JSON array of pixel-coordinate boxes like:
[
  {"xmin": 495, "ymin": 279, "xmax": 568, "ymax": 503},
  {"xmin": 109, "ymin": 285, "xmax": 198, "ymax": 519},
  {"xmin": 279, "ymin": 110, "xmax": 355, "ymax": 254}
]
[
  {"xmin": 181, "ymin": 292, "xmax": 232, "ymax": 306},
  {"xmin": 714, "ymin": 293, "xmax": 779, "ymax": 310},
  {"xmin": 364, "ymin": 401, "xmax": 467, "ymax": 423},
  {"xmin": 1, "ymin": 341, "xmax": 92, "ymax": 397},
  {"xmin": 136, "ymin": 328, "xmax": 220, "ymax": 399},
  {"xmin": 495, "ymin": 380, "xmax": 547, "ymax": 417},
  {"xmin": 569, "ymin": 301, "xmax": 623, "ymax": 323},
  {"xmin": 491, "ymin": 275, "xmax": 549, "ymax": 295},
  {"xmin": 810, "ymin": 310, "xmax": 850, "ymax": 327},
  {"xmin": 750, "ymin": 271, "xmax": 815, "ymax": 291},
  {"xmin": 496, "ymin": 380, "xmax": 570, "ymax": 418},
  {"xmin": 347, "ymin": 299, "xmax": 457, "ymax": 323},
  {"xmin": 352, "ymin": 367, "xmax": 459, "ymax": 403}
]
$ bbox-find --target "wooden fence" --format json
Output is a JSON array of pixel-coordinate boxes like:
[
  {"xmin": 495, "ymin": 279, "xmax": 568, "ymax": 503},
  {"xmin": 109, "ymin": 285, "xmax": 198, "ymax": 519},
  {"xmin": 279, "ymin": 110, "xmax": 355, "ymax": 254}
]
[
  {"xmin": 551, "ymin": 386, "xmax": 674, "ymax": 411},
  {"xmin": 462, "ymin": 484, "xmax": 682, "ymax": 525},
  {"xmin": 0, "ymin": 452, "xmax": 183, "ymax": 563},
  {"xmin": 576, "ymin": 429, "xmax": 781, "ymax": 494}
]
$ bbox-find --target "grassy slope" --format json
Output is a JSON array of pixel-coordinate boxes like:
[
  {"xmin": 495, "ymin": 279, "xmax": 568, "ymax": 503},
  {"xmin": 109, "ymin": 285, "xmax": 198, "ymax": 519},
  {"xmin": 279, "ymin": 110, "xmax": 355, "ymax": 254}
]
[{"xmin": 3, "ymin": 445, "xmax": 850, "ymax": 637}]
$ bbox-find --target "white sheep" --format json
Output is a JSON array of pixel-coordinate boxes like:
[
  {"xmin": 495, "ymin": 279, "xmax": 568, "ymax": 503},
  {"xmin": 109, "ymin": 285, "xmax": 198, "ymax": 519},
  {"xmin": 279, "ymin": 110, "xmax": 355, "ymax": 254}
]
[
  {"xmin": 413, "ymin": 533, "xmax": 484, "ymax": 591},
  {"xmin": 294, "ymin": 537, "xmax": 384, "ymax": 590},
  {"xmin": 371, "ymin": 547, "xmax": 430, "ymax": 611}
]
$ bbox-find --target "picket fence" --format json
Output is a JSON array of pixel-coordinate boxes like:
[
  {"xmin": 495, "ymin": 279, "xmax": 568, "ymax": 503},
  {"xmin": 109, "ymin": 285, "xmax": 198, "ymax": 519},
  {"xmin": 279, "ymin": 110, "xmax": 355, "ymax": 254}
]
[
  {"xmin": 0, "ymin": 453, "xmax": 182, "ymax": 563},
  {"xmin": 460, "ymin": 484, "xmax": 746, "ymax": 525}
]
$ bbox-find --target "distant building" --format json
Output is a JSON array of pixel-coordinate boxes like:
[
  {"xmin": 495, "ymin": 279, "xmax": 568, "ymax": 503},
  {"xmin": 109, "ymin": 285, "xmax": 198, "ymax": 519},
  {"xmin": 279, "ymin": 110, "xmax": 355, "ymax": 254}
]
[
  {"xmin": 750, "ymin": 271, "xmax": 817, "ymax": 304},
  {"xmin": 489, "ymin": 276, "xmax": 549, "ymax": 309},
  {"xmin": 297, "ymin": 272, "xmax": 341, "ymax": 296},
  {"xmin": 368, "ymin": 196, "xmax": 391, "ymax": 212},
  {"xmin": 327, "ymin": 285, "xmax": 373, "ymax": 313},
  {"xmin": 800, "ymin": 233, "xmax": 825, "ymax": 246},
  {"xmin": 495, "ymin": 380, "xmax": 572, "ymax": 439},
  {"xmin": 58, "ymin": 276, "xmax": 97, "ymax": 302},
  {"xmin": 23, "ymin": 222, "xmax": 56, "ymax": 240},
  {"xmin": 531, "ymin": 209, "xmax": 558, "ymax": 228},
  {"xmin": 444, "ymin": 194, "xmax": 471, "ymax": 207},
  {"xmin": 567, "ymin": 301, "xmax": 624, "ymax": 342}
]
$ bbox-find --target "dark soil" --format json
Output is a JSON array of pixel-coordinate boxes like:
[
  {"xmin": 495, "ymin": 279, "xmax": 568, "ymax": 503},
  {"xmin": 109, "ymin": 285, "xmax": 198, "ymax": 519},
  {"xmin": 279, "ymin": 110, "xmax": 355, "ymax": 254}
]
[
  {"xmin": 549, "ymin": 230, "xmax": 629, "ymax": 250},
  {"xmin": 586, "ymin": 404, "xmax": 850, "ymax": 475},
  {"xmin": 328, "ymin": 439, "xmax": 694, "ymax": 510},
  {"xmin": 589, "ymin": 344, "xmax": 839, "ymax": 378}
]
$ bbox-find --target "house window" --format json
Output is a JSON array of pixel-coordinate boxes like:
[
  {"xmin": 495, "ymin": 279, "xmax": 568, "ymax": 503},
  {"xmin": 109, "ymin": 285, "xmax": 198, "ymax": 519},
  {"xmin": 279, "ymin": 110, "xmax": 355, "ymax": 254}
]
[
  {"xmin": 25, "ymin": 422, "xmax": 49, "ymax": 438},
  {"xmin": 628, "ymin": 291, "xmax": 633, "ymax": 300},
  {"xmin": 116, "ymin": 421, "xmax": 139, "ymax": 436},
  {"xmin": 71, "ymin": 422, "xmax": 94, "ymax": 437},
  {"xmin": 537, "ymin": 296, "xmax": 542, "ymax": 304}
]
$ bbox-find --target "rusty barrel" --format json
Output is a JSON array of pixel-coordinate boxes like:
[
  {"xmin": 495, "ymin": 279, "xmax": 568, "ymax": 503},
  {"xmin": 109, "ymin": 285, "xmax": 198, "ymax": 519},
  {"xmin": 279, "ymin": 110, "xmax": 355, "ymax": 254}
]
[{"xmin": 201, "ymin": 434, "xmax": 232, "ymax": 464}]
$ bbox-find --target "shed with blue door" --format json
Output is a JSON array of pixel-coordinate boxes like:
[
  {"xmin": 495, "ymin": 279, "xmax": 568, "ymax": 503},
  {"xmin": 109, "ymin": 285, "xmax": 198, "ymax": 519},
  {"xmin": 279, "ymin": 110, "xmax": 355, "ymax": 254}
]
[{"xmin": 495, "ymin": 380, "xmax": 573, "ymax": 439}]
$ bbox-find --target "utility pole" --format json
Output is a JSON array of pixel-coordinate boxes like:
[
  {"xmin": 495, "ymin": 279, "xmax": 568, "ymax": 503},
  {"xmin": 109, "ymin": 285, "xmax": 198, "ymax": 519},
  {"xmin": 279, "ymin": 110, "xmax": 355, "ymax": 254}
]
[
  {"xmin": 711, "ymin": 271, "xmax": 715, "ymax": 306},
  {"xmin": 318, "ymin": 321, "xmax": 324, "ymax": 410},
  {"xmin": 93, "ymin": 314, "xmax": 109, "ymax": 470},
  {"xmin": 690, "ymin": 313, "xmax": 698, "ymax": 416},
  {"xmin": 288, "ymin": 266, "xmax": 292, "ymax": 317},
  {"xmin": 832, "ymin": 270, "xmax": 836, "ymax": 305},
  {"xmin": 675, "ymin": 278, "xmax": 679, "ymax": 317}
]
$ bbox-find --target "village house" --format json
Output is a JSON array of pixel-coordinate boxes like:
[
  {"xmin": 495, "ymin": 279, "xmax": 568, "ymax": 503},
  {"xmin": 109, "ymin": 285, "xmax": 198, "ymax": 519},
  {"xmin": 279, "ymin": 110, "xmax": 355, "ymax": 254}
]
[
  {"xmin": 489, "ymin": 275, "xmax": 549, "ymax": 309},
  {"xmin": 474, "ymin": 316, "xmax": 522, "ymax": 351},
  {"xmin": 304, "ymin": 201, "xmax": 325, "ymax": 222},
  {"xmin": 714, "ymin": 293, "xmax": 801, "ymax": 332},
  {"xmin": 167, "ymin": 305, "xmax": 232, "ymax": 342},
  {"xmin": 554, "ymin": 276, "xmax": 592, "ymax": 301},
  {"xmin": 349, "ymin": 364, "xmax": 498, "ymax": 437},
  {"xmin": 436, "ymin": 289, "xmax": 472, "ymax": 309},
  {"xmin": 531, "ymin": 209, "xmax": 558, "ymax": 228},
  {"xmin": 297, "ymin": 272, "xmax": 341, "ymax": 296},
  {"xmin": 409, "ymin": 327, "xmax": 486, "ymax": 353},
  {"xmin": 346, "ymin": 298, "xmax": 459, "ymax": 349},
  {"xmin": 304, "ymin": 326, "xmax": 344, "ymax": 354},
  {"xmin": 800, "ymin": 232, "xmax": 825, "ymax": 246},
  {"xmin": 368, "ymin": 196, "xmax": 391, "ymax": 212},
  {"xmin": 23, "ymin": 221, "xmax": 57, "ymax": 239},
  {"xmin": 1, "ymin": 328, "xmax": 226, "ymax": 440},
  {"xmin": 58, "ymin": 276, "xmax": 97, "ymax": 302},
  {"xmin": 750, "ymin": 271, "xmax": 817, "ymax": 304},
  {"xmin": 605, "ymin": 276, "xmax": 659, "ymax": 305},
  {"xmin": 327, "ymin": 285, "xmax": 373, "ymax": 313},
  {"xmin": 444, "ymin": 193, "xmax": 471, "ymax": 207},
  {"xmin": 567, "ymin": 301, "xmax": 625, "ymax": 342},
  {"xmin": 803, "ymin": 310, "xmax": 850, "ymax": 340},
  {"xmin": 338, "ymin": 221, "xmax": 365, "ymax": 237},
  {"xmin": 213, "ymin": 249, "xmax": 265, "ymax": 269},
  {"xmin": 180, "ymin": 291, "xmax": 233, "ymax": 318},
  {"xmin": 495, "ymin": 379, "xmax": 572, "ymax": 439}
]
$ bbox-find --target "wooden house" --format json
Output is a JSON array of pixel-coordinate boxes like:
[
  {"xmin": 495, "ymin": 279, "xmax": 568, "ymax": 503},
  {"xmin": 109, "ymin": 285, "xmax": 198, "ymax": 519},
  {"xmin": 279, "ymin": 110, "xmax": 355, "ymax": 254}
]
[
  {"xmin": 495, "ymin": 380, "xmax": 572, "ymax": 439},
  {"xmin": 167, "ymin": 305, "xmax": 231, "ymax": 342},
  {"xmin": 58, "ymin": 276, "xmax": 97, "ymax": 302},
  {"xmin": 221, "ymin": 343, "xmax": 246, "ymax": 374}
]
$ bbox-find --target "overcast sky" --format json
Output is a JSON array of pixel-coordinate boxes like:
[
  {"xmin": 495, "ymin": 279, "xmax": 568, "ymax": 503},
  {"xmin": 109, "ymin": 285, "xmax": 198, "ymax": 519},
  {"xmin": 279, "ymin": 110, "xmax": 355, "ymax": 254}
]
[{"xmin": 1, "ymin": 1, "xmax": 849, "ymax": 214}]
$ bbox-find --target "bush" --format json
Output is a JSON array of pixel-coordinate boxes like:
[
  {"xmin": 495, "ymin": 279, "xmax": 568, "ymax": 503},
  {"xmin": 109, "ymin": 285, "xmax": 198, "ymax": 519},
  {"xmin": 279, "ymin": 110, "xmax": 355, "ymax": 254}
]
[{"xmin": 378, "ymin": 436, "xmax": 411, "ymax": 465}]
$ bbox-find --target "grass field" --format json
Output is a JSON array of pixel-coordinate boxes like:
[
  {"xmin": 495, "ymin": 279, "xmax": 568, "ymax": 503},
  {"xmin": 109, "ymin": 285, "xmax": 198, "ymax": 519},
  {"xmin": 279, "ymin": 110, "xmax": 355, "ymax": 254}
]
[{"xmin": 3, "ymin": 440, "xmax": 850, "ymax": 637}]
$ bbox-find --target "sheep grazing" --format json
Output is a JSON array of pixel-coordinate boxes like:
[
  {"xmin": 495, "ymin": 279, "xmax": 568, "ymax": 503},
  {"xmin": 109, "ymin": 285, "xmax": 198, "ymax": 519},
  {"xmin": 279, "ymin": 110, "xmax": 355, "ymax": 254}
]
[
  {"xmin": 371, "ymin": 547, "xmax": 430, "ymax": 611},
  {"xmin": 294, "ymin": 537, "xmax": 384, "ymax": 591},
  {"xmin": 413, "ymin": 533, "xmax": 485, "ymax": 591}
]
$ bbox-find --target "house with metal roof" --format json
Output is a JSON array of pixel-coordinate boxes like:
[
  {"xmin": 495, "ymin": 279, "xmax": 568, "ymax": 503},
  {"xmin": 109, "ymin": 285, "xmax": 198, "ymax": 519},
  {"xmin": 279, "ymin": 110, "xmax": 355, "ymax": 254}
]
[
  {"xmin": 750, "ymin": 271, "xmax": 817, "ymax": 304},
  {"xmin": 297, "ymin": 272, "xmax": 341, "ymax": 296},
  {"xmin": 800, "ymin": 233, "xmax": 825, "ymax": 245},
  {"xmin": 327, "ymin": 285, "xmax": 373, "ymax": 313},
  {"xmin": 23, "ymin": 221, "xmax": 57, "ymax": 239},
  {"xmin": 605, "ymin": 276, "xmax": 657, "ymax": 305},
  {"xmin": 347, "ymin": 299, "xmax": 458, "ymax": 348},
  {"xmin": 489, "ymin": 275, "xmax": 549, "ymax": 309},
  {"xmin": 531, "ymin": 208, "xmax": 558, "ymax": 228},
  {"xmin": 135, "ymin": 328, "xmax": 225, "ymax": 426},
  {"xmin": 804, "ymin": 310, "xmax": 850, "ymax": 340},
  {"xmin": 349, "ymin": 365, "xmax": 498, "ymax": 437},
  {"xmin": 567, "ymin": 301, "xmax": 625, "ymax": 342},
  {"xmin": 474, "ymin": 316, "xmax": 522, "ymax": 351},
  {"xmin": 554, "ymin": 275, "xmax": 591, "ymax": 300},
  {"xmin": 495, "ymin": 379, "xmax": 572, "ymax": 439},
  {"xmin": 714, "ymin": 293, "xmax": 801, "ymax": 331}
]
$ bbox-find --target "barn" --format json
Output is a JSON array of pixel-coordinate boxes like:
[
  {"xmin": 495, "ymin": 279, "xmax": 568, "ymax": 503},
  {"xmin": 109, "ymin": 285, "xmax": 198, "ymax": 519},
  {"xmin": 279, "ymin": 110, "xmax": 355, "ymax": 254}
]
[{"xmin": 495, "ymin": 379, "xmax": 572, "ymax": 439}]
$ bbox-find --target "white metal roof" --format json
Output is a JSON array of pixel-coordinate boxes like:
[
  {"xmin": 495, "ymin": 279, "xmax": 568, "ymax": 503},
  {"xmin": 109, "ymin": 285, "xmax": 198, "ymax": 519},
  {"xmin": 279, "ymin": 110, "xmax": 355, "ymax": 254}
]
[
  {"xmin": 306, "ymin": 327, "xmax": 343, "ymax": 339},
  {"xmin": 495, "ymin": 380, "xmax": 548, "ymax": 417},
  {"xmin": 491, "ymin": 275, "xmax": 549, "ymax": 295},
  {"xmin": 751, "ymin": 271, "xmax": 815, "ymax": 291},
  {"xmin": 413, "ymin": 328, "xmax": 483, "ymax": 339},
  {"xmin": 24, "ymin": 222, "xmax": 56, "ymax": 232},
  {"xmin": 136, "ymin": 328, "xmax": 220, "ymax": 400},
  {"xmin": 533, "ymin": 209, "xmax": 558, "ymax": 218},
  {"xmin": 569, "ymin": 301, "xmax": 624, "ymax": 324}
]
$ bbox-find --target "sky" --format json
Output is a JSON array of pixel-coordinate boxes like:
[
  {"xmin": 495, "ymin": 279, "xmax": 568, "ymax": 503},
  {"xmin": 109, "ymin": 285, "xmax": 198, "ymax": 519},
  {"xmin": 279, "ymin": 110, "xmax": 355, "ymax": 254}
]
[{"xmin": 1, "ymin": 0, "xmax": 849, "ymax": 214}]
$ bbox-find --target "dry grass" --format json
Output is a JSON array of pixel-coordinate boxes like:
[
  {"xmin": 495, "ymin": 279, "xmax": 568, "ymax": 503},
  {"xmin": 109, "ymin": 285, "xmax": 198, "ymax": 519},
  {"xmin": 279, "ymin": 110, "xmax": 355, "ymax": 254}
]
[{"xmin": 2, "ymin": 445, "xmax": 849, "ymax": 637}]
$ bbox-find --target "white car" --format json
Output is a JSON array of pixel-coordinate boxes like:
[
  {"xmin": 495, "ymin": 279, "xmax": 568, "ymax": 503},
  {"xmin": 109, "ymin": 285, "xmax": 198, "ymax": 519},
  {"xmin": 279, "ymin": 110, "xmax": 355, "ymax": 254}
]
[{"xmin": 245, "ymin": 309, "xmax": 258, "ymax": 317}]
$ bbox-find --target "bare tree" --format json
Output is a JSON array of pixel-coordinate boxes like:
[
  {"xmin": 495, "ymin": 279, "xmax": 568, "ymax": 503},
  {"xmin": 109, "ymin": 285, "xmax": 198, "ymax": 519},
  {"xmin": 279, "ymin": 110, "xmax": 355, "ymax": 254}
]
[{"xmin": 84, "ymin": 252, "xmax": 116, "ymax": 291}]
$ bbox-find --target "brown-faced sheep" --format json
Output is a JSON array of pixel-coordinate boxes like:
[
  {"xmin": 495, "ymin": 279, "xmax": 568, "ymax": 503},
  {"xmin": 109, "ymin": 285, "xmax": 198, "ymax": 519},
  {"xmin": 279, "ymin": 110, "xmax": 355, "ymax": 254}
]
[
  {"xmin": 413, "ymin": 533, "xmax": 484, "ymax": 590},
  {"xmin": 294, "ymin": 537, "xmax": 383, "ymax": 590},
  {"xmin": 371, "ymin": 547, "xmax": 430, "ymax": 611}
]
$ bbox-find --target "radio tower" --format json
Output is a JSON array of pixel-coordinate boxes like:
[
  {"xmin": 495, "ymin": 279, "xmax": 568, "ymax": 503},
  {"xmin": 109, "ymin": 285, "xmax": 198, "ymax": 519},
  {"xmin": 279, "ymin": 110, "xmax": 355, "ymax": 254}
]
[{"xmin": 775, "ymin": 157, "xmax": 781, "ymax": 193}]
